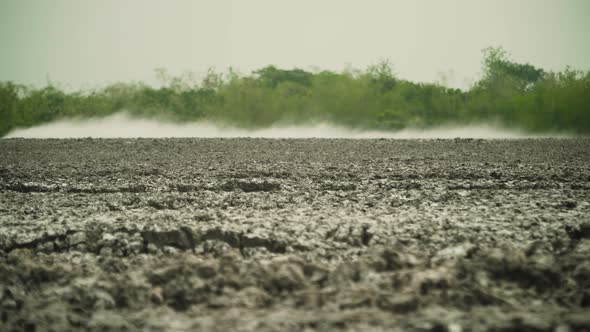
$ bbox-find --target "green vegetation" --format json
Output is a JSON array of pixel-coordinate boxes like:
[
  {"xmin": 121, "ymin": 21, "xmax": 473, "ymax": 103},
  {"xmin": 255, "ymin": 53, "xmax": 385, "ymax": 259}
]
[{"xmin": 1, "ymin": 47, "xmax": 589, "ymax": 137}]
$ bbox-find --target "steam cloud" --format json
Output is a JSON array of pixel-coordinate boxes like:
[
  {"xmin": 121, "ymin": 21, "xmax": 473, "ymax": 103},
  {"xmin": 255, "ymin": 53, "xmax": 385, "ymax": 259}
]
[{"xmin": 4, "ymin": 113, "xmax": 562, "ymax": 139}]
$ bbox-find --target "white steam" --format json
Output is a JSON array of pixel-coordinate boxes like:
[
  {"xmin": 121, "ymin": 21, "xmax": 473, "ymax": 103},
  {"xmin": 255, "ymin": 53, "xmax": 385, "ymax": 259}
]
[{"xmin": 3, "ymin": 113, "xmax": 560, "ymax": 139}]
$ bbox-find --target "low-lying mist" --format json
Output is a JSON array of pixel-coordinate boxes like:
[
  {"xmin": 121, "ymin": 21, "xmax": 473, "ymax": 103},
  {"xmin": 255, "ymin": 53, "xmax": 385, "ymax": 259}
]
[{"xmin": 3, "ymin": 113, "xmax": 560, "ymax": 139}]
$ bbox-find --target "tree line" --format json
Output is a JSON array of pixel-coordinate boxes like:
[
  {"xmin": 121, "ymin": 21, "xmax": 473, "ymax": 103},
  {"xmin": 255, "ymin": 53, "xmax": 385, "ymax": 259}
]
[{"xmin": 1, "ymin": 47, "xmax": 589, "ymax": 137}]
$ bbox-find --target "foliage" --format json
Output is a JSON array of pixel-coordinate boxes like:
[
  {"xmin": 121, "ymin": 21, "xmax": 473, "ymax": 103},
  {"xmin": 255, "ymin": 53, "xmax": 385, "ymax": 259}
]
[{"xmin": 1, "ymin": 47, "xmax": 589, "ymax": 137}]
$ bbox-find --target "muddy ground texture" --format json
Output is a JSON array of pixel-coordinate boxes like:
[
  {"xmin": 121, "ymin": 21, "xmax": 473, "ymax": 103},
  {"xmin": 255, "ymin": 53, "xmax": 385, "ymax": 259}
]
[{"xmin": 0, "ymin": 138, "xmax": 589, "ymax": 331}]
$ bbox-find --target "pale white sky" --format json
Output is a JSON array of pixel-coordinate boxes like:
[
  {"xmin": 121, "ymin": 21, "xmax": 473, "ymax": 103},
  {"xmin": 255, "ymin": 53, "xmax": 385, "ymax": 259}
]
[{"xmin": 1, "ymin": 0, "xmax": 589, "ymax": 90}]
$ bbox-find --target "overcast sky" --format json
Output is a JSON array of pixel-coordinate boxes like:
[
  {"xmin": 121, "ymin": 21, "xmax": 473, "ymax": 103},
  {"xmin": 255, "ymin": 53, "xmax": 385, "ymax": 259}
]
[{"xmin": 1, "ymin": 0, "xmax": 589, "ymax": 90}]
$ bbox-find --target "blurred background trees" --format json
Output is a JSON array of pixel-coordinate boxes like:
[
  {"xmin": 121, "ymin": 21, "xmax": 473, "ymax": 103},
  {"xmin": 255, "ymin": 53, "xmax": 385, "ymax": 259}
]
[{"xmin": 1, "ymin": 47, "xmax": 588, "ymax": 137}]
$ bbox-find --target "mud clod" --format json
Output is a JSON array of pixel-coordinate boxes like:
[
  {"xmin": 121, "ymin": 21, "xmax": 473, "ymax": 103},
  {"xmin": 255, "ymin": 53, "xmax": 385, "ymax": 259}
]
[
  {"xmin": 377, "ymin": 293, "xmax": 420, "ymax": 313},
  {"xmin": 141, "ymin": 228, "xmax": 195, "ymax": 250},
  {"xmin": 566, "ymin": 222, "xmax": 590, "ymax": 241}
]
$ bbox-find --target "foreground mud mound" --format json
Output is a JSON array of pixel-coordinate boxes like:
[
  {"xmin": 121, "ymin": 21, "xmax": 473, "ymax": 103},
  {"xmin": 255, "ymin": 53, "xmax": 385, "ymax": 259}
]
[{"xmin": 1, "ymin": 138, "xmax": 589, "ymax": 331}]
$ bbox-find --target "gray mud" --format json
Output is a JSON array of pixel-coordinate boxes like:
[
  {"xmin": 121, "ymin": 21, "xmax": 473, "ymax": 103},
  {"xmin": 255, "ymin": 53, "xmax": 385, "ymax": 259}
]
[{"xmin": 1, "ymin": 138, "xmax": 589, "ymax": 331}]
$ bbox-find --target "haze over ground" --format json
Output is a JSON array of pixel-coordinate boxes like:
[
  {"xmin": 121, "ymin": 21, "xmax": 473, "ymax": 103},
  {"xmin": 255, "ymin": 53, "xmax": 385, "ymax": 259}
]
[
  {"xmin": 5, "ymin": 113, "xmax": 558, "ymax": 139},
  {"xmin": 1, "ymin": 0, "xmax": 589, "ymax": 90}
]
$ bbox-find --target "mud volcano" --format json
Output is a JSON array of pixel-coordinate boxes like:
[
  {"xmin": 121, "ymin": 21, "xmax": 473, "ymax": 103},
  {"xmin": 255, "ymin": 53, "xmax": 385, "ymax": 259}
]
[{"xmin": 1, "ymin": 138, "xmax": 589, "ymax": 331}]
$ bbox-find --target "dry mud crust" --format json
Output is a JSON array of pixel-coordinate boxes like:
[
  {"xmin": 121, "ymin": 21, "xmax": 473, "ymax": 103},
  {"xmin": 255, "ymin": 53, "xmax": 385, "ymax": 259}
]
[{"xmin": 1, "ymin": 138, "xmax": 590, "ymax": 332}]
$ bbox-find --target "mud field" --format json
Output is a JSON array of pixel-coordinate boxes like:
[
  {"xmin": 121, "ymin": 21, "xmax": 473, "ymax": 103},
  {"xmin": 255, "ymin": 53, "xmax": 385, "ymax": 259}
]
[{"xmin": 1, "ymin": 138, "xmax": 589, "ymax": 331}]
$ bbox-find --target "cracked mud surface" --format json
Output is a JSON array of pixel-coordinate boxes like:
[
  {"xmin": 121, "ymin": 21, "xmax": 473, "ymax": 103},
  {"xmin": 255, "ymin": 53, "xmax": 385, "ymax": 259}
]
[{"xmin": 1, "ymin": 138, "xmax": 589, "ymax": 331}]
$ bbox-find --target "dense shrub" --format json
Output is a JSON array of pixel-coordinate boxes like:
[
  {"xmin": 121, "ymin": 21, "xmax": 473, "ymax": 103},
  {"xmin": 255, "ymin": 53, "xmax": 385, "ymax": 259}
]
[{"xmin": 1, "ymin": 47, "xmax": 588, "ymax": 137}]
